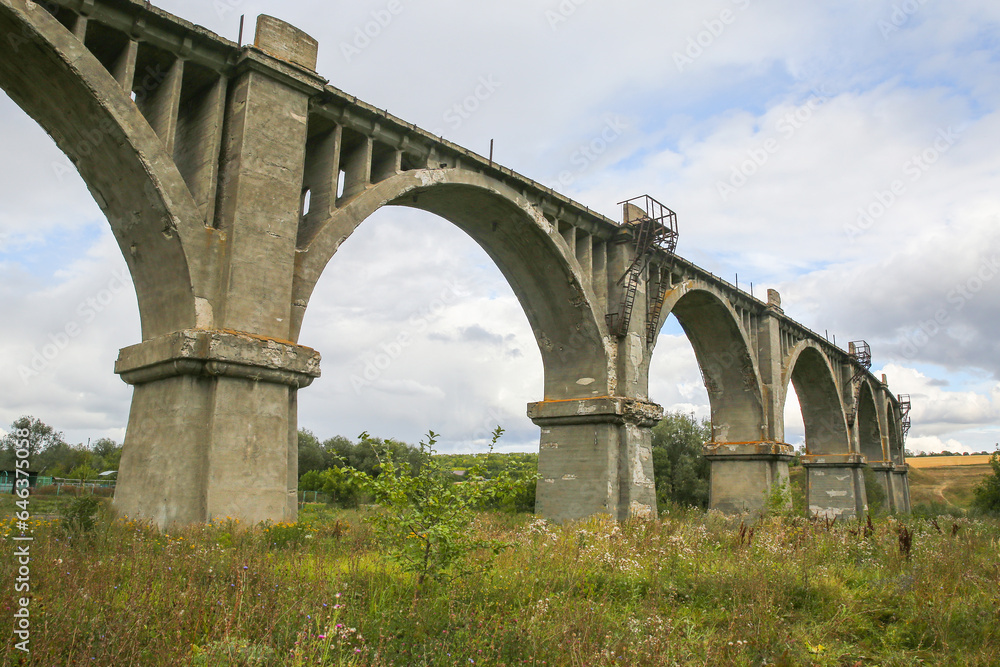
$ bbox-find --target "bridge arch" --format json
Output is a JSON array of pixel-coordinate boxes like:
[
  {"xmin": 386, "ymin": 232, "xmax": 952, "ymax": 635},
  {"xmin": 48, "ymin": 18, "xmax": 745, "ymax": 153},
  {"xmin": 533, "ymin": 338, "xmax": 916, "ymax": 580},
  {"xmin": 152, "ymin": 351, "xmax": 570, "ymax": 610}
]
[
  {"xmin": 653, "ymin": 283, "xmax": 765, "ymax": 443},
  {"xmin": 782, "ymin": 341, "xmax": 850, "ymax": 455},
  {"xmin": 293, "ymin": 168, "xmax": 610, "ymax": 401},
  {"xmin": 0, "ymin": 0, "xmax": 204, "ymax": 339},
  {"xmin": 886, "ymin": 400, "xmax": 904, "ymax": 464},
  {"xmin": 856, "ymin": 379, "xmax": 885, "ymax": 462}
]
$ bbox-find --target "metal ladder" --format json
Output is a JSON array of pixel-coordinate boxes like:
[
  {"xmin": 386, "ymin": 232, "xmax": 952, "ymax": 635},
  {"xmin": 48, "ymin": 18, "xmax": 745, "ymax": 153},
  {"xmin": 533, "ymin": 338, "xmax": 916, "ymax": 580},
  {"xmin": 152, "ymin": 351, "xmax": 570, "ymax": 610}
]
[{"xmin": 606, "ymin": 195, "xmax": 678, "ymax": 340}]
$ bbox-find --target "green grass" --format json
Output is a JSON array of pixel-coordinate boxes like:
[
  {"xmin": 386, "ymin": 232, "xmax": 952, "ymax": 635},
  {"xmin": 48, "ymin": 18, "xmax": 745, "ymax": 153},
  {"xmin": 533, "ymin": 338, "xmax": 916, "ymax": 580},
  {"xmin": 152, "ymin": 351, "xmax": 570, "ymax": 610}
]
[
  {"xmin": 908, "ymin": 464, "xmax": 992, "ymax": 511},
  {"xmin": 0, "ymin": 499, "xmax": 998, "ymax": 665},
  {"xmin": 0, "ymin": 492, "xmax": 87, "ymax": 518}
]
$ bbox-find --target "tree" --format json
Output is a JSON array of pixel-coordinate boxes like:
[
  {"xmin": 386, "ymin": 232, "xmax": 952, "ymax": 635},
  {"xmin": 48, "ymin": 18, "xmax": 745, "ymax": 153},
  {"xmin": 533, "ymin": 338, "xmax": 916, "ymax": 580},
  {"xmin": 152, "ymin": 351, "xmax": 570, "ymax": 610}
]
[
  {"xmin": 651, "ymin": 412, "xmax": 711, "ymax": 509},
  {"xmin": 971, "ymin": 452, "xmax": 1000, "ymax": 516},
  {"xmin": 0, "ymin": 416, "xmax": 67, "ymax": 470},
  {"xmin": 91, "ymin": 438, "xmax": 122, "ymax": 472},
  {"xmin": 297, "ymin": 429, "xmax": 326, "ymax": 478}
]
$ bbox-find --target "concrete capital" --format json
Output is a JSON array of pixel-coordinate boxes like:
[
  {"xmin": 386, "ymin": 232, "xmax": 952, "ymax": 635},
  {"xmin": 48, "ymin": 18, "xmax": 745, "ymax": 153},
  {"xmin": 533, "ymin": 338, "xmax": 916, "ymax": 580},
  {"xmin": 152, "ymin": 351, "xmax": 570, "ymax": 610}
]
[
  {"xmin": 867, "ymin": 460, "xmax": 895, "ymax": 472},
  {"xmin": 527, "ymin": 396, "xmax": 663, "ymax": 427},
  {"xmin": 115, "ymin": 329, "xmax": 321, "ymax": 388},
  {"xmin": 703, "ymin": 441, "xmax": 794, "ymax": 460},
  {"xmin": 800, "ymin": 453, "xmax": 866, "ymax": 468}
]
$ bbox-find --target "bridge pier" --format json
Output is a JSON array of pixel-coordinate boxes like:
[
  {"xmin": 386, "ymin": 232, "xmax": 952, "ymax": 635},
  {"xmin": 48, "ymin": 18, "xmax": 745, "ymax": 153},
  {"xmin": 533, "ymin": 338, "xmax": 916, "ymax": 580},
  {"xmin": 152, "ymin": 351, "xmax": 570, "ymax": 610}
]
[
  {"xmin": 802, "ymin": 455, "xmax": 867, "ymax": 520},
  {"xmin": 890, "ymin": 465, "xmax": 911, "ymax": 513},
  {"xmin": 529, "ymin": 397, "xmax": 662, "ymax": 522},
  {"xmin": 113, "ymin": 330, "xmax": 320, "ymax": 526},
  {"xmin": 703, "ymin": 442, "xmax": 794, "ymax": 513},
  {"xmin": 866, "ymin": 461, "xmax": 895, "ymax": 511}
]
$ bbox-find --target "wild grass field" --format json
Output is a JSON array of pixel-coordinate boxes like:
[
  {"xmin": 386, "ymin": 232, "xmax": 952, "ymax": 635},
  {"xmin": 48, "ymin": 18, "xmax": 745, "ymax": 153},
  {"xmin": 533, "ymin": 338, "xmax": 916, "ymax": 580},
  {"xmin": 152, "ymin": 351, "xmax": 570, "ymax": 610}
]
[
  {"xmin": 1, "ymin": 497, "xmax": 999, "ymax": 666},
  {"xmin": 907, "ymin": 464, "xmax": 993, "ymax": 512}
]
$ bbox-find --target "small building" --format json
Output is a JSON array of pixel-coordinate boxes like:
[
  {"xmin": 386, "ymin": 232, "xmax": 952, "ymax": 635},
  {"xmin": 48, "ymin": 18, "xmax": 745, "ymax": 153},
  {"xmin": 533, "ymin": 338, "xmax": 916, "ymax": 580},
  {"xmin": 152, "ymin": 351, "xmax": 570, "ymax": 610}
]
[{"xmin": 0, "ymin": 470, "xmax": 49, "ymax": 493}]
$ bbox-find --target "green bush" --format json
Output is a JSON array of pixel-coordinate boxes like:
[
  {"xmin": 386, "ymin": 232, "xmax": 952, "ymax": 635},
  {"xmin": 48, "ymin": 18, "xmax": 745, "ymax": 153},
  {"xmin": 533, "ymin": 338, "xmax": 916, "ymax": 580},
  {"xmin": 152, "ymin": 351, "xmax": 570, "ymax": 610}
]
[
  {"xmin": 347, "ymin": 428, "xmax": 519, "ymax": 588},
  {"xmin": 972, "ymin": 452, "xmax": 1000, "ymax": 516},
  {"xmin": 58, "ymin": 495, "xmax": 103, "ymax": 533}
]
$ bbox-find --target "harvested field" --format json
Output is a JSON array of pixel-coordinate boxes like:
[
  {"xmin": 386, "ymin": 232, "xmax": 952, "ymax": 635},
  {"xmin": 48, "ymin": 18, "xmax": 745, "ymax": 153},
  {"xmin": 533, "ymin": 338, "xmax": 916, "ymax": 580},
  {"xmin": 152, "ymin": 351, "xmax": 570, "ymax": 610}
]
[{"xmin": 908, "ymin": 454, "xmax": 994, "ymax": 468}]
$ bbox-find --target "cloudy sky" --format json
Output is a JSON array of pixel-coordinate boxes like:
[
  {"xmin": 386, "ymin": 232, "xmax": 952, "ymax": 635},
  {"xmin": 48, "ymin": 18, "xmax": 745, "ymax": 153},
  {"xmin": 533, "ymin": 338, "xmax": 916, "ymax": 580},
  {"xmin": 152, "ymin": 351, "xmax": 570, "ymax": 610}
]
[{"xmin": 2, "ymin": 0, "xmax": 999, "ymax": 455}]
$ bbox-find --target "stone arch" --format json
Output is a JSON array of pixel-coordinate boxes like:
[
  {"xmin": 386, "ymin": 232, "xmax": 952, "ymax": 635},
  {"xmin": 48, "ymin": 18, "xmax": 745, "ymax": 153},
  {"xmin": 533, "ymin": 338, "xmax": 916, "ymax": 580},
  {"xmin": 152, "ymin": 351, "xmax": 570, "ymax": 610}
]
[
  {"xmin": 856, "ymin": 380, "xmax": 885, "ymax": 462},
  {"xmin": 0, "ymin": 0, "xmax": 203, "ymax": 339},
  {"xmin": 653, "ymin": 283, "xmax": 765, "ymax": 442},
  {"xmin": 292, "ymin": 168, "xmax": 609, "ymax": 401},
  {"xmin": 782, "ymin": 342, "xmax": 850, "ymax": 455},
  {"xmin": 886, "ymin": 400, "xmax": 904, "ymax": 464}
]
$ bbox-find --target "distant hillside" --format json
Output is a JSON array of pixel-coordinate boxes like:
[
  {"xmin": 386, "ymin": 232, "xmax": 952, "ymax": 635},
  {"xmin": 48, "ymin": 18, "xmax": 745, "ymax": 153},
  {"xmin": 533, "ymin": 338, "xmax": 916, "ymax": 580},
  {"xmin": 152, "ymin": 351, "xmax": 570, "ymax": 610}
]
[{"xmin": 908, "ymin": 463, "xmax": 992, "ymax": 510}]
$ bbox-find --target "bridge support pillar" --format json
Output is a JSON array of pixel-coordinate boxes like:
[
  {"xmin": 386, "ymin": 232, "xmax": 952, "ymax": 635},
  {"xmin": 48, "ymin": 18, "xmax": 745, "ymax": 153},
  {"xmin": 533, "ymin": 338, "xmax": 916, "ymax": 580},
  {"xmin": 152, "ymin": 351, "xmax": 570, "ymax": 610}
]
[
  {"xmin": 867, "ymin": 461, "xmax": 895, "ymax": 512},
  {"xmin": 529, "ymin": 397, "xmax": 662, "ymax": 523},
  {"xmin": 703, "ymin": 442, "xmax": 794, "ymax": 514},
  {"xmin": 890, "ymin": 464, "xmax": 911, "ymax": 513},
  {"xmin": 112, "ymin": 329, "xmax": 321, "ymax": 527},
  {"xmin": 802, "ymin": 455, "xmax": 867, "ymax": 520}
]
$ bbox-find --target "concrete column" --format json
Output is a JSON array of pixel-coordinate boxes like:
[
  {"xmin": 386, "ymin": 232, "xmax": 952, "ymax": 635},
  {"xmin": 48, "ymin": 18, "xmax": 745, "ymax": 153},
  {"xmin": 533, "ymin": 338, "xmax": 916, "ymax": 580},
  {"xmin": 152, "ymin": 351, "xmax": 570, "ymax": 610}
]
[
  {"xmin": 891, "ymin": 465, "xmax": 911, "ymax": 513},
  {"xmin": 868, "ymin": 461, "xmax": 895, "ymax": 512},
  {"xmin": 113, "ymin": 330, "xmax": 320, "ymax": 526},
  {"xmin": 704, "ymin": 442, "xmax": 794, "ymax": 513},
  {"xmin": 757, "ymin": 291, "xmax": 785, "ymax": 442},
  {"xmin": 529, "ymin": 397, "xmax": 662, "ymax": 522},
  {"xmin": 802, "ymin": 454, "xmax": 867, "ymax": 520}
]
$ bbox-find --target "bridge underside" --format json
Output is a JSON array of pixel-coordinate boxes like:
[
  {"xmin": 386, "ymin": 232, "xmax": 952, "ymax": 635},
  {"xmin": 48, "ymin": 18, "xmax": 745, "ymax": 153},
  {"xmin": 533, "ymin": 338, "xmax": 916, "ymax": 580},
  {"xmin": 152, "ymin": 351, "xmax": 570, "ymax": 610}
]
[{"xmin": 0, "ymin": 0, "xmax": 910, "ymax": 526}]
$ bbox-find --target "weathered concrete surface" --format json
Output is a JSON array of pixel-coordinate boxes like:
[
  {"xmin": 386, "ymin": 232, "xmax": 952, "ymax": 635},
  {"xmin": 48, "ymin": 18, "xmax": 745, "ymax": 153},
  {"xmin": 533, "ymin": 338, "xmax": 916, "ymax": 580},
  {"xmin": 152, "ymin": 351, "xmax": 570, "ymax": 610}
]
[
  {"xmin": 530, "ymin": 398, "xmax": 661, "ymax": 522},
  {"xmin": 113, "ymin": 330, "xmax": 320, "ymax": 525},
  {"xmin": 891, "ymin": 466, "xmax": 911, "ymax": 513},
  {"xmin": 803, "ymin": 455, "xmax": 868, "ymax": 520},
  {"xmin": 866, "ymin": 461, "xmax": 894, "ymax": 511},
  {"xmin": 0, "ymin": 0, "xmax": 912, "ymax": 526},
  {"xmin": 704, "ymin": 442, "xmax": 794, "ymax": 514}
]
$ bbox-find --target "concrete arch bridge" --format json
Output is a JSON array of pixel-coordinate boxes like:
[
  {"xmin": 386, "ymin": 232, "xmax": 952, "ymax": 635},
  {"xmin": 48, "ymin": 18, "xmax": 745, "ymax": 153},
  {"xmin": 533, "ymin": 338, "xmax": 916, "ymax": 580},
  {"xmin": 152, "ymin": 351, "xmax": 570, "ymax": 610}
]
[{"xmin": 0, "ymin": 0, "xmax": 910, "ymax": 526}]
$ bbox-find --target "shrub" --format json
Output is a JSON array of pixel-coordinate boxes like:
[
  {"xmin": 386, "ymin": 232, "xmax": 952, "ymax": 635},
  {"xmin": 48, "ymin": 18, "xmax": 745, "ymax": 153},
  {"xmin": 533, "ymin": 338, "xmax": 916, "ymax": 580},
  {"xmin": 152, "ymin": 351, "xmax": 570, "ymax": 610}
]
[
  {"xmin": 972, "ymin": 452, "xmax": 1000, "ymax": 516},
  {"xmin": 59, "ymin": 495, "xmax": 103, "ymax": 533},
  {"xmin": 347, "ymin": 428, "xmax": 519, "ymax": 588}
]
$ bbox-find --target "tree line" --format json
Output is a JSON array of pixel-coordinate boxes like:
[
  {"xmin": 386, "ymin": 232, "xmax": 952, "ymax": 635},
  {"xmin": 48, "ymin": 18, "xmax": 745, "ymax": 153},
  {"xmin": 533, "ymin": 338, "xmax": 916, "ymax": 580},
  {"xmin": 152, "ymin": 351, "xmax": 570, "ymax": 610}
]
[
  {"xmin": 296, "ymin": 411, "xmax": 716, "ymax": 512},
  {"xmin": 0, "ymin": 416, "xmax": 122, "ymax": 479}
]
